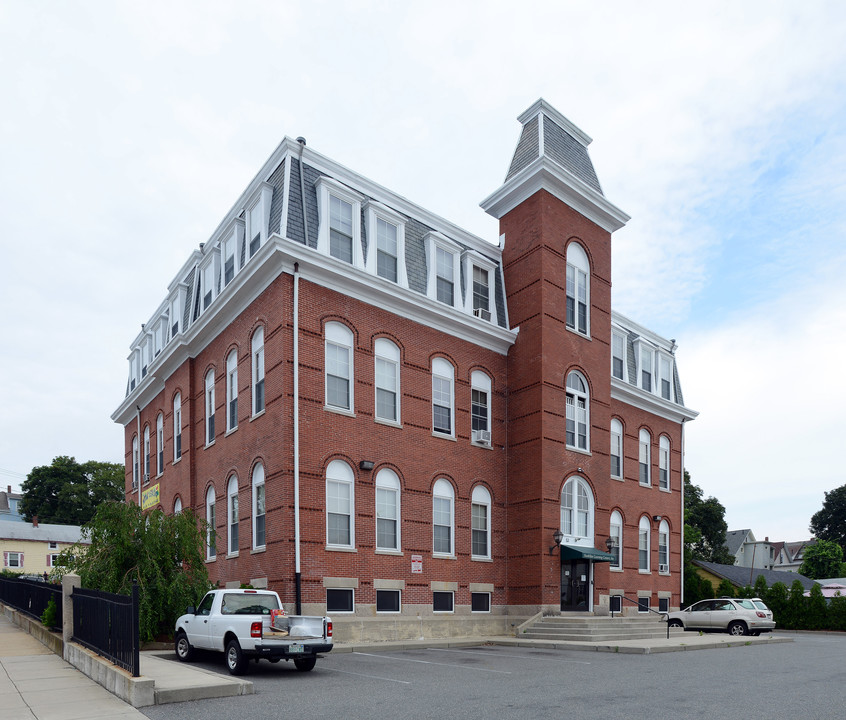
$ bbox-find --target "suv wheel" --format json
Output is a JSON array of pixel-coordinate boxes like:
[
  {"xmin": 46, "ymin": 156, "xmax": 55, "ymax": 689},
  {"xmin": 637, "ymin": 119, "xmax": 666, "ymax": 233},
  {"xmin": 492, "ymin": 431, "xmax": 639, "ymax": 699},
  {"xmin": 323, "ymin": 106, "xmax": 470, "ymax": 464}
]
[{"xmin": 727, "ymin": 621, "xmax": 748, "ymax": 636}]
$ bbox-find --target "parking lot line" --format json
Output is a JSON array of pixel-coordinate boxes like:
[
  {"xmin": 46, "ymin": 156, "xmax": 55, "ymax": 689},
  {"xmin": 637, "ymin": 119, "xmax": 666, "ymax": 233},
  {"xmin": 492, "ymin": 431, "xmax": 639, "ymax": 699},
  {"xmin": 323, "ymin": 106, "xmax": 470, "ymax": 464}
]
[
  {"xmin": 438, "ymin": 648, "xmax": 592, "ymax": 664},
  {"xmin": 322, "ymin": 667, "xmax": 411, "ymax": 684},
  {"xmin": 353, "ymin": 651, "xmax": 513, "ymax": 674}
]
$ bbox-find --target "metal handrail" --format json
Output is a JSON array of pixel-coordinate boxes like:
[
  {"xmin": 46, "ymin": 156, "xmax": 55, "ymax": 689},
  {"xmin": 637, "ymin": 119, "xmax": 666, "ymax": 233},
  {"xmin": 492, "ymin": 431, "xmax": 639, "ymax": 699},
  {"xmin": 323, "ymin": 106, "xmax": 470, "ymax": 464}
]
[{"xmin": 610, "ymin": 594, "xmax": 671, "ymax": 639}]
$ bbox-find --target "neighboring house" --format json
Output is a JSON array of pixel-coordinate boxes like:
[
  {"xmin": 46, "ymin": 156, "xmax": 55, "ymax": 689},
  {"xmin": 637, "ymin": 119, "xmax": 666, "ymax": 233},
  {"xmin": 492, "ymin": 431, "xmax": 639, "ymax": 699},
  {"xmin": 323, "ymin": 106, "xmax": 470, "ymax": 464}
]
[
  {"xmin": 773, "ymin": 539, "xmax": 816, "ymax": 572},
  {"xmin": 693, "ymin": 560, "xmax": 817, "ymax": 594},
  {"xmin": 0, "ymin": 518, "xmax": 89, "ymax": 576},
  {"xmin": 0, "ymin": 485, "xmax": 24, "ymax": 523},
  {"xmin": 111, "ymin": 99, "xmax": 698, "ymax": 635},
  {"xmin": 726, "ymin": 529, "xmax": 775, "ymax": 570}
]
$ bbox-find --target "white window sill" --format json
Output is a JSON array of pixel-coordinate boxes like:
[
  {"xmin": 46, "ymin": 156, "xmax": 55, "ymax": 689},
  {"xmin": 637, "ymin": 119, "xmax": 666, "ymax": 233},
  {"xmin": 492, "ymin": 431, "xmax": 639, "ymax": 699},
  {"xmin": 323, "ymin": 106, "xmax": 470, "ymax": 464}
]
[
  {"xmin": 471, "ymin": 556, "xmax": 493, "ymax": 562},
  {"xmin": 659, "ymin": 486, "xmax": 671, "ymax": 493},
  {"xmin": 471, "ymin": 441, "xmax": 493, "ymax": 450},
  {"xmin": 250, "ymin": 547, "xmax": 266, "ymax": 555},
  {"xmin": 375, "ymin": 418, "xmax": 402, "ymax": 429},
  {"xmin": 610, "ymin": 567, "xmax": 624, "ymax": 572},
  {"xmin": 325, "ymin": 545, "xmax": 358, "ymax": 553},
  {"xmin": 204, "ymin": 440, "xmax": 216, "ymax": 449},
  {"xmin": 224, "ymin": 427, "xmax": 237, "ymax": 437},
  {"xmin": 659, "ymin": 572, "xmax": 671, "ymax": 577},
  {"xmin": 639, "ymin": 569, "xmax": 651, "ymax": 574},
  {"xmin": 639, "ymin": 482, "xmax": 651, "ymax": 488},
  {"xmin": 566, "ymin": 326, "xmax": 591, "ymax": 341},
  {"xmin": 205, "ymin": 557, "xmax": 217, "ymax": 564},
  {"xmin": 227, "ymin": 552, "xmax": 239, "ymax": 559},
  {"xmin": 611, "ymin": 475, "xmax": 623, "ymax": 482},
  {"xmin": 375, "ymin": 549, "xmax": 403, "ymax": 556},
  {"xmin": 432, "ymin": 552, "xmax": 455, "ymax": 560},
  {"xmin": 432, "ymin": 431, "xmax": 456, "ymax": 441},
  {"xmin": 250, "ymin": 409, "xmax": 266, "ymax": 422},
  {"xmin": 565, "ymin": 446, "xmax": 592, "ymax": 456},
  {"xmin": 173, "ymin": 457, "xmax": 182, "ymax": 465},
  {"xmin": 325, "ymin": 405, "xmax": 355, "ymax": 418},
  {"xmin": 433, "ymin": 610, "xmax": 455, "ymax": 615}
]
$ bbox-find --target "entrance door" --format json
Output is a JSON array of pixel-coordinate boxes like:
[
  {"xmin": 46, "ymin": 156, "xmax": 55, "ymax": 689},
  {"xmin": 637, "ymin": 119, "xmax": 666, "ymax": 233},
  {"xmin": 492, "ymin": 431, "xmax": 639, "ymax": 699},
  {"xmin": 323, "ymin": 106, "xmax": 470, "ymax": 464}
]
[{"xmin": 560, "ymin": 559, "xmax": 591, "ymax": 611}]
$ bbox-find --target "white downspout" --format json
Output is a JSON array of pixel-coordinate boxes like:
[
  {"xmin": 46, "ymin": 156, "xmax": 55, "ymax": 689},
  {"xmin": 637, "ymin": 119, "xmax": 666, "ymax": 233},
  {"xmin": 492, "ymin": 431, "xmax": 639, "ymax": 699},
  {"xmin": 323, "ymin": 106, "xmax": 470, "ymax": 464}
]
[
  {"xmin": 680, "ymin": 418, "xmax": 686, "ymax": 606},
  {"xmin": 136, "ymin": 405, "xmax": 142, "ymax": 506},
  {"xmin": 293, "ymin": 261, "xmax": 302, "ymax": 612}
]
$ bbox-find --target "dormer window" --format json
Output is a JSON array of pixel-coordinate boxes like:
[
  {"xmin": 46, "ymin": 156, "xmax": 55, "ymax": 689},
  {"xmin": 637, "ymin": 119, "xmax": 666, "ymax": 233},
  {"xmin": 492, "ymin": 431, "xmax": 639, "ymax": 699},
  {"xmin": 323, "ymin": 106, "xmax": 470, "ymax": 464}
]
[
  {"xmin": 365, "ymin": 201, "xmax": 407, "ymax": 286},
  {"xmin": 248, "ymin": 203, "xmax": 262, "ymax": 257},
  {"xmin": 316, "ymin": 177, "xmax": 364, "ymax": 268},
  {"xmin": 611, "ymin": 330, "xmax": 626, "ymax": 380},
  {"xmin": 201, "ymin": 257, "xmax": 218, "ymax": 312},
  {"xmin": 141, "ymin": 341, "xmax": 149, "ymax": 378},
  {"xmin": 223, "ymin": 233, "xmax": 237, "ymax": 286},
  {"xmin": 639, "ymin": 344, "xmax": 654, "ymax": 393},
  {"xmin": 658, "ymin": 353, "xmax": 673, "ymax": 401},
  {"xmin": 462, "ymin": 251, "xmax": 497, "ymax": 323},
  {"xmin": 425, "ymin": 232, "xmax": 461, "ymax": 309},
  {"xmin": 170, "ymin": 292, "xmax": 181, "ymax": 339}
]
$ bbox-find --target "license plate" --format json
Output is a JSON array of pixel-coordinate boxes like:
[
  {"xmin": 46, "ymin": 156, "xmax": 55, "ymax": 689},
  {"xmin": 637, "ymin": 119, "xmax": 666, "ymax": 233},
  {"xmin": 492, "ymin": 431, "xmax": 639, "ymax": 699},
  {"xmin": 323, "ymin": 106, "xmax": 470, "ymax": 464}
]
[{"xmin": 289, "ymin": 643, "xmax": 304, "ymax": 654}]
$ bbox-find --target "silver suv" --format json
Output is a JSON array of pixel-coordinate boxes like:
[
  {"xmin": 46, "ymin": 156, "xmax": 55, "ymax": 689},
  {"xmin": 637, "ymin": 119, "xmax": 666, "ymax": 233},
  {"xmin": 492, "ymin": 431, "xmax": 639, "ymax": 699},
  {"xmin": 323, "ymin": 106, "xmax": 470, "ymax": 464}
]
[{"xmin": 668, "ymin": 597, "xmax": 776, "ymax": 636}]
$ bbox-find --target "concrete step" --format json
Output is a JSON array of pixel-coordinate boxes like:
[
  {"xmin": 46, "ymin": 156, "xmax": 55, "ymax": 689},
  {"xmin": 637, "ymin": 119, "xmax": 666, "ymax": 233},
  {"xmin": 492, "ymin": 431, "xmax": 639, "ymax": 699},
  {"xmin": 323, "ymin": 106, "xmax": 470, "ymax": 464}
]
[
  {"xmin": 520, "ymin": 614, "xmax": 679, "ymax": 643},
  {"xmin": 520, "ymin": 630, "xmax": 679, "ymax": 642}
]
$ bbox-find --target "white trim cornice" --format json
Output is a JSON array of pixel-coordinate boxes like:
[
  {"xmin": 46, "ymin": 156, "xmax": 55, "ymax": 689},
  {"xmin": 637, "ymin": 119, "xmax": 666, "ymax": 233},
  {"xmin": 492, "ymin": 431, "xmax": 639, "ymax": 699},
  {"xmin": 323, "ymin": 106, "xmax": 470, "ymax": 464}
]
[
  {"xmin": 611, "ymin": 377, "xmax": 698, "ymax": 423},
  {"xmin": 480, "ymin": 156, "xmax": 630, "ymax": 232}
]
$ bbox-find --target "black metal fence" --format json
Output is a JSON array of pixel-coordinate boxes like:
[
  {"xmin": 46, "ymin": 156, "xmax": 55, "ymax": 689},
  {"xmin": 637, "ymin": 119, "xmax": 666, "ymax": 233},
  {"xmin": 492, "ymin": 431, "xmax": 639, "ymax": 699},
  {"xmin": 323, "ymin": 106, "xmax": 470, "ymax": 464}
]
[
  {"xmin": 72, "ymin": 582, "xmax": 140, "ymax": 677},
  {"xmin": 0, "ymin": 576, "xmax": 63, "ymax": 629}
]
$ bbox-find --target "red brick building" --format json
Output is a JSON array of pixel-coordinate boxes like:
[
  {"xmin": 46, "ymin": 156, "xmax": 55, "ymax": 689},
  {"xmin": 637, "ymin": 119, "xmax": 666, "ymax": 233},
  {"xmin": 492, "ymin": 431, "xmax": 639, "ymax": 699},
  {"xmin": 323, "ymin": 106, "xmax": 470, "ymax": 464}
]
[{"xmin": 112, "ymin": 100, "xmax": 696, "ymax": 639}]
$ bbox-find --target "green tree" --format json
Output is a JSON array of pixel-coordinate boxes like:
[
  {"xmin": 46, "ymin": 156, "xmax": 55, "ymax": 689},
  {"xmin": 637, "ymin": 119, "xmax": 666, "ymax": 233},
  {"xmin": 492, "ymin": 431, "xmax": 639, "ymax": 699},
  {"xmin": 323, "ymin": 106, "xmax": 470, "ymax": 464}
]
[
  {"xmin": 829, "ymin": 593, "xmax": 846, "ymax": 632},
  {"xmin": 805, "ymin": 583, "xmax": 828, "ymax": 630},
  {"xmin": 54, "ymin": 501, "xmax": 210, "ymax": 642},
  {"xmin": 753, "ymin": 574, "xmax": 769, "ymax": 600},
  {"xmin": 766, "ymin": 582, "xmax": 788, "ymax": 627},
  {"xmin": 20, "ymin": 457, "xmax": 124, "ymax": 525},
  {"xmin": 810, "ymin": 484, "xmax": 846, "ymax": 550},
  {"xmin": 716, "ymin": 578, "xmax": 735, "ymax": 597},
  {"xmin": 684, "ymin": 472, "xmax": 735, "ymax": 564},
  {"xmin": 785, "ymin": 580, "xmax": 807, "ymax": 630},
  {"xmin": 798, "ymin": 539, "xmax": 846, "ymax": 580}
]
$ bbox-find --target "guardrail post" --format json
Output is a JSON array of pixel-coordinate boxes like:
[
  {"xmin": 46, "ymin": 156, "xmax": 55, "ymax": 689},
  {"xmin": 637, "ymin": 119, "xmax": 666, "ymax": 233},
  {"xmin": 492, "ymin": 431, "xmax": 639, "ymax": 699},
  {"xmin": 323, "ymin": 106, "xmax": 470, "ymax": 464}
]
[
  {"xmin": 131, "ymin": 580, "xmax": 140, "ymax": 677},
  {"xmin": 62, "ymin": 574, "xmax": 80, "ymax": 661}
]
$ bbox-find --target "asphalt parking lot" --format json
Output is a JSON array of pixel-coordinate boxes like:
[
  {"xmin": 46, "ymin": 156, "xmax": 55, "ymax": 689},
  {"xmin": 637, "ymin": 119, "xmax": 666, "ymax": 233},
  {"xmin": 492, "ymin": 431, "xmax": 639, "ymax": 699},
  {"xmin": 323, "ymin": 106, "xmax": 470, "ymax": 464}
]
[{"xmin": 141, "ymin": 633, "xmax": 845, "ymax": 720}]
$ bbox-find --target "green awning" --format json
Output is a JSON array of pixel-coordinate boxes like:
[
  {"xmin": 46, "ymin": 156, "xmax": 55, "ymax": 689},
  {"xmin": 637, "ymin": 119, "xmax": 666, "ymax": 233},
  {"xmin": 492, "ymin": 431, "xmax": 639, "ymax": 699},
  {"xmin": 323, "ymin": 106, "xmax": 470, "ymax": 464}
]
[{"xmin": 559, "ymin": 544, "xmax": 615, "ymax": 562}]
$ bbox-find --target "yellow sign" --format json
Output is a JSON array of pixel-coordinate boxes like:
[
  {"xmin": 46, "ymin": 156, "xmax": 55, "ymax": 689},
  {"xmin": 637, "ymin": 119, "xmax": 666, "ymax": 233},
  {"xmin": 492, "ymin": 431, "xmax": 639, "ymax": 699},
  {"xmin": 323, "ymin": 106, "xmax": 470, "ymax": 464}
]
[{"xmin": 142, "ymin": 484, "xmax": 160, "ymax": 510}]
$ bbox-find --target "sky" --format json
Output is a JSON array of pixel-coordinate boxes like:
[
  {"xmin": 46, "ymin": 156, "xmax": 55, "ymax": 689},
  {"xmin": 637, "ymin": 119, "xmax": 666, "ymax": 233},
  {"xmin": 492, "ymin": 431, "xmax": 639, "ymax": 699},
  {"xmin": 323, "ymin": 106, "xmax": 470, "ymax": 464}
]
[{"xmin": 1, "ymin": 1, "xmax": 844, "ymax": 543}]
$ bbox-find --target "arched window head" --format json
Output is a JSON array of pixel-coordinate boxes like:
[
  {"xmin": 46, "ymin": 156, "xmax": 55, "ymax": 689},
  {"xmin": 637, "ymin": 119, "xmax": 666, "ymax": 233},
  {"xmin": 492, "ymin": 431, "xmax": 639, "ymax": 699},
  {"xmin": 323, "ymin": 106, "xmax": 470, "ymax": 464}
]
[
  {"xmin": 609, "ymin": 510, "xmax": 623, "ymax": 570},
  {"xmin": 566, "ymin": 242, "xmax": 589, "ymax": 336},
  {"xmin": 659, "ymin": 435, "xmax": 671, "ymax": 491},
  {"xmin": 639, "ymin": 429, "xmax": 651, "ymax": 485},
  {"xmin": 432, "ymin": 358, "xmax": 455, "ymax": 437},
  {"xmin": 205, "ymin": 486, "xmax": 217, "ymax": 561},
  {"xmin": 226, "ymin": 349, "xmax": 238, "ymax": 432},
  {"xmin": 560, "ymin": 477, "xmax": 594, "ymax": 542},
  {"xmin": 471, "ymin": 370, "xmax": 492, "ymax": 444},
  {"xmin": 374, "ymin": 339, "xmax": 401, "ymax": 424},
  {"xmin": 566, "ymin": 371, "xmax": 589, "ymax": 451},
  {"xmin": 326, "ymin": 460, "xmax": 355, "ymax": 547},
  {"xmin": 658, "ymin": 519, "xmax": 670, "ymax": 574},
  {"xmin": 375, "ymin": 468, "xmax": 401, "ymax": 551},
  {"xmin": 471, "ymin": 485, "xmax": 492, "ymax": 559},
  {"xmin": 325, "ymin": 323, "xmax": 354, "ymax": 412},
  {"xmin": 433, "ymin": 479, "xmax": 455, "ymax": 555},
  {"xmin": 610, "ymin": 419, "xmax": 623, "ymax": 478},
  {"xmin": 252, "ymin": 463, "xmax": 266, "ymax": 549},
  {"xmin": 173, "ymin": 496, "xmax": 182, "ymax": 515},
  {"xmin": 227, "ymin": 475, "xmax": 239, "ymax": 556},
  {"xmin": 638, "ymin": 516, "xmax": 651, "ymax": 572}
]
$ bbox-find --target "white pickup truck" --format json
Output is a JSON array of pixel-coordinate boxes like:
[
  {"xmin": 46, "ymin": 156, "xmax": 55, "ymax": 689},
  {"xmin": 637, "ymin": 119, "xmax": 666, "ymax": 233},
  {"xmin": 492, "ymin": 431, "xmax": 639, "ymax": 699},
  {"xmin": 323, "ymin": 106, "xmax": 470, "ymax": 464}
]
[{"xmin": 174, "ymin": 589, "xmax": 333, "ymax": 675}]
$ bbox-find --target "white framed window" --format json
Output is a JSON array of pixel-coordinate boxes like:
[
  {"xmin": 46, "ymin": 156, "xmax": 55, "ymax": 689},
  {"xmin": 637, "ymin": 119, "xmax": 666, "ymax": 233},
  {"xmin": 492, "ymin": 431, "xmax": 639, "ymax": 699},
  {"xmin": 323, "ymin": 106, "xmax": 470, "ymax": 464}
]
[
  {"xmin": 252, "ymin": 327, "xmax": 265, "ymax": 416},
  {"xmin": 325, "ymin": 322, "xmax": 354, "ymax": 412},
  {"xmin": 4, "ymin": 552, "xmax": 23, "ymax": 568},
  {"xmin": 316, "ymin": 177, "xmax": 364, "ymax": 267},
  {"xmin": 659, "ymin": 435, "xmax": 671, "ymax": 491},
  {"xmin": 174, "ymin": 497, "xmax": 182, "ymax": 514},
  {"xmin": 221, "ymin": 223, "xmax": 242, "ymax": 287},
  {"xmin": 365, "ymin": 202, "xmax": 407, "ymax": 286},
  {"xmin": 471, "ymin": 485, "xmax": 492, "ymax": 559},
  {"xmin": 471, "ymin": 370, "xmax": 492, "ymax": 445},
  {"xmin": 639, "ymin": 516, "xmax": 651, "ymax": 572},
  {"xmin": 169, "ymin": 290, "xmax": 182, "ymax": 340},
  {"xmin": 375, "ymin": 468, "xmax": 400, "ymax": 552},
  {"xmin": 433, "ymin": 478, "xmax": 455, "ymax": 556},
  {"xmin": 471, "ymin": 592, "xmax": 491, "ymax": 613},
  {"xmin": 561, "ymin": 476, "xmax": 593, "ymax": 541},
  {"xmin": 156, "ymin": 413, "xmax": 164, "ymax": 476},
  {"xmin": 565, "ymin": 370, "xmax": 589, "ymax": 451},
  {"xmin": 47, "ymin": 553, "xmax": 60, "ymax": 567},
  {"xmin": 433, "ymin": 591, "xmax": 454, "ymax": 613},
  {"xmin": 132, "ymin": 435, "xmax": 139, "ymax": 489},
  {"xmin": 252, "ymin": 463, "xmax": 266, "ymax": 550},
  {"xmin": 143, "ymin": 425, "xmax": 150, "ymax": 483},
  {"xmin": 326, "ymin": 460, "xmax": 355, "ymax": 548},
  {"xmin": 610, "ymin": 418, "xmax": 623, "ymax": 479},
  {"xmin": 206, "ymin": 486, "xmax": 216, "ymax": 561},
  {"xmin": 141, "ymin": 339, "xmax": 149, "ymax": 378},
  {"xmin": 612, "ymin": 330, "xmax": 627, "ymax": 380},
  {"xmin": 129, "ymin": 350, "xmax": 139, "ymax": 391},
  {"xmin": 639, "ymin": 343, "xmax": 654, "ymax": 393},
  {"xmin": 327, "ymin": 588, "xmax": 354, "ymax": 613},
  {"xmin": 374, "ymin": 338, "xmax": 400, "ymax": 424},
  {"xmin": 639, "ymin": 429, "xmax": 651, "ymax": 486},
  {"xmin": 48, "ymin": 541, "xmax": 58, "ymax": 550},
  {"xmin": 226, "ymin": 349, "xmax": 238, "ymax": 432},
  {"xmin": 227, "ymin": 475, "xmax": 239, "ymax": 556},
  {"xmin": 425, "ymin": 232, "xmax": 461, "ymax": 309},
  {"xmin": 462, "ymin": 250, "xmax": 498, "ymax": 323},
  {"xmin": 609, "ymin": 510, "xmax": 623, "ymax": 570},
  {"xmin": 658, "ymin": 519, "xmax": 669, "ymax": 573},
  {"xmin": 205, "ymin": 370, "xmax": 216, "ymax": 445},
  {"xmin": 432, "ymin": 357, "xmax": 455, "ymax": 437},
  {"xmin": 566, "ymin": 242, "xmax": 589, "ymax": 336},
  {"xmin": 245, "ymin": 184, "xmax": 272, "ymax": 260},
  {"xmin": 201, "ymin": 257, "xmax": 218, "ymax": 312},
  {"xmin": 173, "ymin": 393, "xmax": 182, "ymax": 462},
  {"xmin": 376, "ymin": 589, "xmax": 401, "ymax": 613},
  {"xmin": 658, "ymin": 353, "xmax": 673, "ymax": 401}
]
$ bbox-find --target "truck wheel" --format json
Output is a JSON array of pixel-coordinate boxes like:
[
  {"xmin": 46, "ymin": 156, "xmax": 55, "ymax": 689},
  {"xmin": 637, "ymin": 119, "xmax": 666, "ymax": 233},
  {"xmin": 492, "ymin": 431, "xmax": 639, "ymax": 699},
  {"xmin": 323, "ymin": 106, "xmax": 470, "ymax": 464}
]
[
  {"xmin": 175, "ymin": 632, "xmax": 194, "ymax": 662},
  {"xmin": 294, "ymin": 656, "xmax": 317, "ymax": 672},
  {"xmin": 226, "ymin": 639, "xmax": 248, "ymax": 675}
]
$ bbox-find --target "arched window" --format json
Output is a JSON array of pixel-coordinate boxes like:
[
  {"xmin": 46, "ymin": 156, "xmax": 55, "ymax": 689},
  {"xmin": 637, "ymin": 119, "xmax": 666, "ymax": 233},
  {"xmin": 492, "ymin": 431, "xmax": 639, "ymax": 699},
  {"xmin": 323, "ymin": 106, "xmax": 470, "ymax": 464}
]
[
  {"xmin": 374, "ymin": 339, "xmax": 400, "ymax": 424},
  {"xmin": 471, "ymin": 370, "xmax": 492, "ymax": 445},
  {"xmin": 659, "ymin": 436, "xmax": 671, "ymax": 491},
  {"xmin": 206, "ymin": 486, "xmax": 216, "ymax": 561},
  {"xmin": 566, "ymin": 242, "xmax": 589, "ymax": 335},
  {"xmin": 227, "ymin": 475, "xmax": 239, "ymax": 556},
  {"xmin": 610, "ymin": 419, "xmax": 623, "ymax": 479},
  {"xmin": 226, "ymin": 349, "xmax": 238, "ymax": 432},
  {"xmin": 143, "ymin": 425, "xmax": 150, "ymax": 482},
  {"xmin": 205, "ymin": 370, "xmax": 216, "ymax": 445},
  {"xmin": 609, "ymin": 510, "xmax": 623, "ymax": 570},
  {"xmin": 471, "ymin": 485, "xmax": 492, "ymax": 559},
  {"xmin": 326, "ymin": 460, "xmax": 354, "ymax": 547},
  {"xmin": 325, "ymin": 323, "xmax": 353, "ymax": 412},
  {"xmin": 131, "ymin": 435, "xmax": 139, "ymax": 489},
  {"xmin": 658, "ymin": 519, "xmax": 670, "ymax": 574},
  {"xmin": 638, "ymin": 516, "xmax": 651, "ymax": 572},
  {"xmin": 252, "ymin": 463, "xmax": 266, "ymax": 549},
  {"xmin": 252, "ymin": 327, "xmax": 265, "ymax": 416},
  {"xmin": 639, "ymin": 429, "xmax": 651, "ymax": 485},
  {"xmin": 173, "ymin": 392, "xmax": 182, "ymax": 461},
  {"xmin": 433, "ymin": 479, "xmax": 455, "ymax": 556},
  {"xmin": 173, "ymin": 496, "xmax": 182, "ymax": 514},
  {"xmin": 566, "ymin": 371, "xmax": 589, "ymax": 451},
  {"xmin": 156, "ymin": 413, "xmax": 164, "ymax": 476},
  {"xmin": 375, "ymin": 468, "xmax": 400, "ymax": 551},
  {"xmin": 432, "ymin": 358, "xmax": 455, "ymax": 437},
  {"xmin": 561, "ymin": 477, "xmax": 593, "ymax": 542}
]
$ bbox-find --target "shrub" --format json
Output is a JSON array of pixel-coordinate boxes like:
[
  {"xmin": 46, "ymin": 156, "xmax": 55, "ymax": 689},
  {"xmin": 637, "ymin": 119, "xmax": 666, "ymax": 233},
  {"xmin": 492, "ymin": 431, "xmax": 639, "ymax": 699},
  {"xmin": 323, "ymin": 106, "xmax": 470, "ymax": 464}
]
[
  {"xmin": 805, "ymin": 584, "xmax": 828, "ymax": 630},
  {"xmin": 41, "ymin": 597, "xmax": 58, "ymax": 629}
]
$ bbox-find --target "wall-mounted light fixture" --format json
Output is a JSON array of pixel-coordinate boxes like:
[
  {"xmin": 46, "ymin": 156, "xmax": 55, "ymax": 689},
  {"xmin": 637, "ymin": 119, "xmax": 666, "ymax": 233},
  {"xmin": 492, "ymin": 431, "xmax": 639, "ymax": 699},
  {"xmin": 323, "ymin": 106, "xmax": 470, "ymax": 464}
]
[
  {"xmin": 652, "ymin": 515, "xmax": 662, "ymax": 523},
  {"xmin": 359, "ymin": 461, "xmax": 375, "ymax": 471},
  {"xmin": 549, "ymin": 529, "xmax": 564, "ymax": 555}
]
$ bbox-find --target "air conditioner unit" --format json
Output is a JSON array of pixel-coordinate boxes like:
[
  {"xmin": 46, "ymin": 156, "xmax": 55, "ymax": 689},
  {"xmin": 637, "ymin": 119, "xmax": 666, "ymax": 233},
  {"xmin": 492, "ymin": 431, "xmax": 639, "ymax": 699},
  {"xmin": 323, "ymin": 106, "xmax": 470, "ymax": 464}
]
[
  {"xmin": 473, "ymin": 307, "xmax": 491, "ymax": 321},
  {"xmin": 659, "ymin": 563, "xmax": 669, "ymax": 573},
  {"xmin": 472, "ymin": 429, "xmax": 492, "ymax": 445},
  {"xmin": 143, "ymin": 473, "xmax": 150, "ymax": 485}
]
